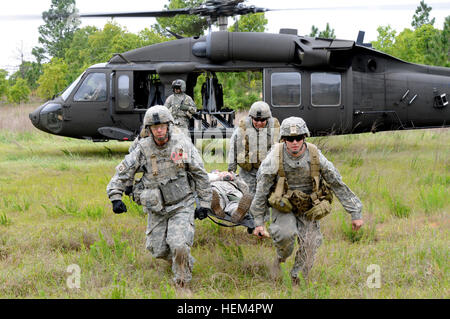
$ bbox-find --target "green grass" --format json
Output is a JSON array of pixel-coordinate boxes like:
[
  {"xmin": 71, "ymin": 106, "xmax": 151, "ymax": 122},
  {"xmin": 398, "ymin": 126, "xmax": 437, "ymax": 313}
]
[{"xmin": 0, "ymin": 104, "xmax": 448, "ymax": 298}]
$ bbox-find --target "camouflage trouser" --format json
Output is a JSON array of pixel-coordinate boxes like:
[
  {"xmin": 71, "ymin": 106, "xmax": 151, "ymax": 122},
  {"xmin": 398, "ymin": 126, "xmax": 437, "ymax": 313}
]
[
  {"xmin": 268, "ymin": 208, "xmax": 323, "ymax": 280},
  {"xmin": 145, "ymin": 207, "xmax": 195, "ymax": 284},
  {"xmin": 240, "ymin": 168, "xmax": 270, "ymax": 221}
]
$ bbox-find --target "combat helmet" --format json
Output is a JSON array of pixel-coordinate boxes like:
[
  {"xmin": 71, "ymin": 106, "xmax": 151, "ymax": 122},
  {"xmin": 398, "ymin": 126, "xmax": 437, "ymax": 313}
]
[
  {"xmin": 248, "ymin": 101, "xmax": 272, "ymax": 119},
  {"xmin": 143, "ymin": 105, "xmax": 174, "ymax": 126},
  {"xmin": 280, "ymin": 117, "xmax": 310, "ymax": 138},
  {"xmin": 172, "ymin": 79, "xmax": 186, "ymax": 93}
]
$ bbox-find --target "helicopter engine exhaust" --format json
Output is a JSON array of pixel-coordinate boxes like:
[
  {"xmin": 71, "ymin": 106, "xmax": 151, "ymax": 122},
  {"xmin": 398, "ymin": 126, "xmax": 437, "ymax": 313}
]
[
  {"xmin": 194, "ymin": 31, "xmax": 297, "ymax": 62},
  {"xmin": 193, "ymin": 31, "xmax": 339, "ymax": 68}
]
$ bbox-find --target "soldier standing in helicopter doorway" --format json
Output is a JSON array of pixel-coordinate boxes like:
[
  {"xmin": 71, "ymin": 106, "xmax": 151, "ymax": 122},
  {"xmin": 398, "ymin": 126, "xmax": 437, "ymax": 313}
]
[
  {"xmin": 107, "ymin": 105, "xmax": 212, "ymax": 290},
  {"xmin": 164, "ymin": 79, "xmax": 197, "ymax": 137},
  {"xmin": 227, "ymin": 101, "xmax": 280, "ymax": 221},
  {"xmin": 250, "ymin": 117, "xmax": 364, "ymax": 284}
]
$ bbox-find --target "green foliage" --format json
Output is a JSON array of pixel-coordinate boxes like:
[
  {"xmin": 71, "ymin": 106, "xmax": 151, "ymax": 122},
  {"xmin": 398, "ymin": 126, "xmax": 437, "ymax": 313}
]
[
  {"xmin": 229, "ymin": 13, "xmax": 268, "ymax": 33},
  {"xmin": 7, "ymin": 78, "xmax": 30, "ymax": 104},
  {"xmin": 419, "ymin": 185, "xmax": 448, "ymax": 214},
  {"xmin": 372, "ymin": 25, "xmax": 397, "ymax": 56},
  {"xmin": 110, "ymin": 273, "xmax": 127, "ymax": 299},
  {"xmin": 0, "ymin": 212, "xmax": 11, "ymax": 226},
  {"xmin": 8, "ymin": 61, "xmax": 43, "ymax": 90},
  {"xmin": 36, "ymin": 58, "xmax": 69, "ymax": 100},
  {"xmin": 0, "ymin": 69, "xmax": 8, "ymax": 100},
  {"xmin": 372, "ymin": 3, "xmax": 449, "ymax": 67},
  {"xmin": 412, "ymin": 0, "xmax": 435, "ymax": 29},
  {"xmin": 372, "ymin": 22, "xmax": 450, "ymax": 66},
  {"xmin": 382, "ymin": 190, "xmax": 411, "ymax": 218},
  {"xmin": 155, "ymin": 0, "xmax": 209, "ymax": 37},
  {"xmin": 159, "ymin": 280, "xmax": 176, "ymax": 299},
  {"xmin": 310, "ymin": 23, "xmax": 336, "ymax": 39},
  {"xmin": 62, "ymin": 22, "xmax": 170, "ymax": 84},
  {"xmin": 36, "ymin": 0, "xmax": 81, "ymax": 59},
  {"xmin": 195, "ymin": 71, "xmax": 262, "ymax": 111},
  {"xmin": 217, "ymin": 240, "xmax": 244, "ymax": 263}
]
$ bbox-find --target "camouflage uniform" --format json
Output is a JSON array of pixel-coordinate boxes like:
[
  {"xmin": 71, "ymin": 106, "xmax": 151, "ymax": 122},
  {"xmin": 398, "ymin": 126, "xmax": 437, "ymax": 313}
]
[
  {"xmin": 227, "ymin": 101, "xmax": 280, "ymax": 220},
  {"xmin": 164, "ymin": 79, "xmax": 197, "ymax": 135},
  {"xmin": 107, "ymin": 106, "xmax": 211, "ymax": 285},
  {"xmin": 250, "ymin": 117, "xmax": 362, "ymax": 280}
]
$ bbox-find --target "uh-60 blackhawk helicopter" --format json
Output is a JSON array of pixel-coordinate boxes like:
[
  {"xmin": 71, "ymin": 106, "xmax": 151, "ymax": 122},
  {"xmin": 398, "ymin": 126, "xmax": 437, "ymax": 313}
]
[{"xmin": 29, "ymin": 0, "xmax": 450, "ymax": 143}]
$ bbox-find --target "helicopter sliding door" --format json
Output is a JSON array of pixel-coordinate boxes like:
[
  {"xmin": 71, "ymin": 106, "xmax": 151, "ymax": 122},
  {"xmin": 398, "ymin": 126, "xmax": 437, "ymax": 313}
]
[{"xmin": 264, "ymin": 68, "xmax": 347, "ymax": 135}]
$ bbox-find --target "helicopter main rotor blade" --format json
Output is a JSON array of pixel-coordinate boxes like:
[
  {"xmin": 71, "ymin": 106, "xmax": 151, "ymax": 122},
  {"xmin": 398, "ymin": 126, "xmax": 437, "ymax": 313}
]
[
  {"xmin": 266, "ymin": 3, "xmax": 450, "ymax": 12},
  {"xmin": 0, "ymin": 14, "xmax": 43, "ymax": 20},
  {"xmin": 80, "ymin": 8, "xmax": 192, "ymax": 19}
]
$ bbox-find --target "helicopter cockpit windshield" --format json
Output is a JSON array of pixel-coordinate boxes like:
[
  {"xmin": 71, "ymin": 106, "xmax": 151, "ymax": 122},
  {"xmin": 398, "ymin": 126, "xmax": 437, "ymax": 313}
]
[{"xmin": 61, "ymin": 72, "xmax": 84, "ymax": 101}]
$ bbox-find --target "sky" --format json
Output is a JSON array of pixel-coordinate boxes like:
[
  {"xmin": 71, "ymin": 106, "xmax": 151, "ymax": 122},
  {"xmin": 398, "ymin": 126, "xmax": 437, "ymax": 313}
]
[{"xmin": 0, "ymin": 0, "xmax": 449, "ymax": 74}]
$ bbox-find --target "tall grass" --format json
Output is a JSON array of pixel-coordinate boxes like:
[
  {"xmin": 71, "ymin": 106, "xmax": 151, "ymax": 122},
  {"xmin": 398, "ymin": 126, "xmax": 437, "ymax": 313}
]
[{"xmin": 0, "ymin": 104, "xmax": 448, "ymax": 298}]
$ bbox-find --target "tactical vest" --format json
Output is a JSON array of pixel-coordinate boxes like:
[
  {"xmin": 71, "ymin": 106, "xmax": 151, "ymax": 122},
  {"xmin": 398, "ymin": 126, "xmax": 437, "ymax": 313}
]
[
  {"xmin": 138, "ymin": 135, "xmax": 193, "ymax": 211},
  {"xmin": 237, "ymin": 117, "xmax": 280, "ymax": 171},
  {"xmin": 268, "ymin": 142, "xmax": 333, "ymax": 219},
  {"xmin": 168, "ymin": 94, "xmax": 191, "ymax": 122}
]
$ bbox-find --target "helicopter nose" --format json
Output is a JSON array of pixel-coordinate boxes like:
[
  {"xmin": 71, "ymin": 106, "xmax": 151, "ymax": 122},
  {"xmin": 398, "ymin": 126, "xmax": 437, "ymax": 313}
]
[{"xmin": 29, "ymin": 104, "xmax": 45, "ymax": 128}]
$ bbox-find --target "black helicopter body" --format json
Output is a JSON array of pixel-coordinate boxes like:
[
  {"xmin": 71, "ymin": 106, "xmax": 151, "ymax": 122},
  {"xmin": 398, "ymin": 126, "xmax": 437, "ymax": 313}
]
[{"xmin": 29, "ymin": 2, "xmax": 450, "ymax": 141}]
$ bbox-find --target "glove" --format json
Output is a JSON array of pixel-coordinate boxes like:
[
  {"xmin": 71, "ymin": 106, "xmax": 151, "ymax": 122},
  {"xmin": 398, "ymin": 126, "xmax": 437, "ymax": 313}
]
[
  {"xmin": 112, "ymin": 200, "xmax": 127, "ymax": 214},
  {"xmin": 124, "ymin": 185, "xmax": 133, "ymax": 196},
  {"xmin": 195, "ymin": 207, "xmax": 212, "ymax": 220}
]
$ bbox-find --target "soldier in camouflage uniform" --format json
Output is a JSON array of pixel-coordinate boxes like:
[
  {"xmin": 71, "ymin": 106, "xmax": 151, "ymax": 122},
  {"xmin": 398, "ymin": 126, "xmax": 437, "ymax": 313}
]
[
  {"xmin": 164, "ymin": 79, "xmax": 197, "ymax": 136},
  {"xmin": 107, "ymin": 105, "xmax": 212, "ymax": 288},
  {"xmin": 227, "ymin": 101, "xmax": 280, "ymax": 220},
  {"xmin": 208, "ymin": 170, "xmax": 253, "ymax": 224},
  {"xmin": 250, "ymin": 117, "xmax": 364, "ymax": 283}
]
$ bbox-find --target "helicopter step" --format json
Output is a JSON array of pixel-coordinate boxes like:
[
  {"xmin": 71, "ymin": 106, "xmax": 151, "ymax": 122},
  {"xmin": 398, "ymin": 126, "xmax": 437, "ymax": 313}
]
[{"xmin": 98, "ymin": 127, "xmax": 135, "ymax": 141}]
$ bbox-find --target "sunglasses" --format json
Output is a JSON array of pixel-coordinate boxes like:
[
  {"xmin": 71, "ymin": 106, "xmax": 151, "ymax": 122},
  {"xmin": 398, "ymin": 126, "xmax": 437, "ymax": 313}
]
[
  {"xmin": 252, "ymin": 117, "xmax": 267, "ymax": 123},
  {"xmin": 284, "ymin": 135, "xmax": 305, "ymax": 142}
]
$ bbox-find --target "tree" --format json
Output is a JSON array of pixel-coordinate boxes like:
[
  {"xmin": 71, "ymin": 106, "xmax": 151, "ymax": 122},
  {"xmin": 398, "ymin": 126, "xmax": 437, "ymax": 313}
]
[
  {"xmin": 309, "ymin": 23, "xmax": 336, "ymax": 39},
  {"xmin": 229, "ymin": 13, "xmax": 268, "ymax": 33},
  {"xmin": 0, "ymin": 69, "xmax": 8, "ymax": 101},
  {"xmin": 372, "ymin": 25, "xmax": 397, "ymax": 56},
  {"xmin": 8, "ymin": 62, "xmax": 43, "ymax": 91},
  {"xmin": 440, "ymin": 16, "xmax": 450, "ymax": 66},
  {"xmin": 155, "ymin": 0, "xmax": 209, "ymax": 37},
  {"xmin": 36, "ymin": 58, "xmax": 69, "ymax": 100},
  {"xmin": 309, "ymin": 25, "xmax": 319, "ymax": 37},
  {"xmin": 7, "ymin": 78, "xmax": 30, "ymax": 104},
  {"xmin": 61, "ymin": 22, "xmax": 170, "ymax": 85},
  {"xmin": 412, "ymin": 0, "xmax": 435, "ymax": 29},
  {"xmin": 372, "ymin": 19, "xmax": 449, "ymax": 67},
  {"xmin": 35, "ymin": 0, "xmax": 81, "ymax": 60}
]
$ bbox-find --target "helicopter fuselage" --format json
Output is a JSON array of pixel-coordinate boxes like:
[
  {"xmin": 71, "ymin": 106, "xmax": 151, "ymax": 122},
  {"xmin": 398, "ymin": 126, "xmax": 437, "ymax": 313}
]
[{"xmin": 29, "ymin": 31, "xmax": 450, "ymax": 141}]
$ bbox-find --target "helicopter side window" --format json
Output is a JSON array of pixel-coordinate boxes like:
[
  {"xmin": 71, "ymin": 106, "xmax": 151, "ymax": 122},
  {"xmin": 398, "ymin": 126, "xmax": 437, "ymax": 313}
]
[
  {"xmin": 311, "ymin": 73, "xmax": 341, "ymax": 106},
  {"xmin": 271, "ymin": 72, "xmax": 301, "ymax": 107},
  {"xmin": 74, "ymin": 73, "xmax": 107, "ymax": 102}
]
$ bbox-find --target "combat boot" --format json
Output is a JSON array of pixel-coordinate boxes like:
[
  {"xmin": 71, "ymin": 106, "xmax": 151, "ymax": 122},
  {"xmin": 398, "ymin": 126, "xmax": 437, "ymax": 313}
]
[
  {"xmin": 291, "ymin": 276, "xmax": 300, "ymax": 286},
  {"xmin": 231, "ymin": 193, "xmax": 253, "ymax": 223},
  {"xmin": 211, "ymin": 189, "xmax": 225, "ymax": 218}
]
